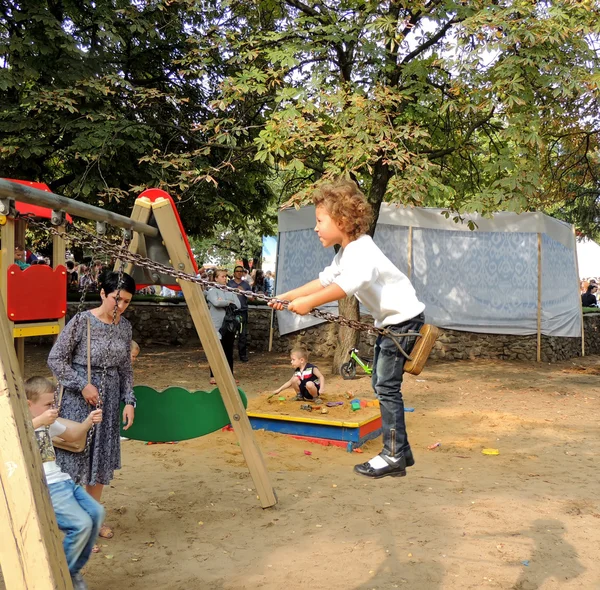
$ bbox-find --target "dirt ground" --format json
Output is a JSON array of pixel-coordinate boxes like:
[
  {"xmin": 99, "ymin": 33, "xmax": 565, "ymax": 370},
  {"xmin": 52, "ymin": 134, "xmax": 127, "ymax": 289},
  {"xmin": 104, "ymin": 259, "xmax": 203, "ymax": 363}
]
[{"xmin": 9, "ymin": 344, "xmax": 600, "ymax": 589}]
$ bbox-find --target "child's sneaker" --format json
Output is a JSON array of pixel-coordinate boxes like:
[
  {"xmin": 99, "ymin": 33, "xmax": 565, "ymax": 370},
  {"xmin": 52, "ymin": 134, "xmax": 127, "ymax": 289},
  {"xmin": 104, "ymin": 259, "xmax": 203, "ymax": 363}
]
[
  {"xmin": 293, "ymin": 394, "xmax": 304, "ymax": 401},
  {"xmin": 313, "ymin": 397, "xmax": 323, "ymax": 405},
  {"xmin": 71, "ymin": 573, "xmax": 88, "ymax": 590}
]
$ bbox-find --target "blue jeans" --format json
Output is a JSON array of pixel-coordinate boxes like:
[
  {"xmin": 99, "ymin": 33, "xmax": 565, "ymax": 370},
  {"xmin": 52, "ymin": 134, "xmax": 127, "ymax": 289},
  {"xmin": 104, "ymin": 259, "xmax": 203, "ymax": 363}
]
[
  {"xmin": 372, "ymin": 314, "xmax": 424, "ymax": 459},
  {"xmin": 49, "ymin": 479, "xmax": 104, "ymax": 574}
]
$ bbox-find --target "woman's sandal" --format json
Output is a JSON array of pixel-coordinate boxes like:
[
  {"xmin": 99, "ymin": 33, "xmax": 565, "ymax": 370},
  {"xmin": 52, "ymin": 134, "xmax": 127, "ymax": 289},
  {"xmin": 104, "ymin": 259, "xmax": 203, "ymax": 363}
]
[{"xmin": 99, "ymin": 524, "xmax": 114, "ymax": 539}]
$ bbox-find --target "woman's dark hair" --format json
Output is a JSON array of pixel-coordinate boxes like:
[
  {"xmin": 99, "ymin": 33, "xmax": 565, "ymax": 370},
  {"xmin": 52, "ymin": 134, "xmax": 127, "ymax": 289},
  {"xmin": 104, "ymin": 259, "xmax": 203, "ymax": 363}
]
[
  {"xmin": 99, "ymin": 270, "xmax": 136, "ymax": 295},
  {"xmin": 66, "ymin": 260, "xmax": 75, "ymax": 270},
  {"xmin": 587, "ymin": 284, "xmax": 598, "ymax": 293}
]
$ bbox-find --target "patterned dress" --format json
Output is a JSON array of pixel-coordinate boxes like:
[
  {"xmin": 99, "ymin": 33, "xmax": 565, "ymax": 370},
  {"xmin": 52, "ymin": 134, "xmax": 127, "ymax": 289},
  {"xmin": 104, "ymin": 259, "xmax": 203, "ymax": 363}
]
[{"xmin": 48, "ymin": 310, "xmax": 136, "ymax": 486}]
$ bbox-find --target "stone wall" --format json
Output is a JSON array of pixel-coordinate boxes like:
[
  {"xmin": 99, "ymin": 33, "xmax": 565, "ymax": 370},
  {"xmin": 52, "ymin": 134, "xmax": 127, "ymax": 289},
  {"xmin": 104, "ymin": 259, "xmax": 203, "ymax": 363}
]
[{"xmin": 65, "ymin": 303, "xmax": 600, "ymax": 363}]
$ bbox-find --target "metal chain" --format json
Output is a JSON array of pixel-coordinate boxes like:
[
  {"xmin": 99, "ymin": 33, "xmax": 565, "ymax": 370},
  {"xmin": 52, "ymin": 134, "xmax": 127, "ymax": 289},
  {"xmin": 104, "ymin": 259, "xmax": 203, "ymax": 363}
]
[{"xmin": 21, "ymin": 215, "xmax": 422, "ymax": 356}]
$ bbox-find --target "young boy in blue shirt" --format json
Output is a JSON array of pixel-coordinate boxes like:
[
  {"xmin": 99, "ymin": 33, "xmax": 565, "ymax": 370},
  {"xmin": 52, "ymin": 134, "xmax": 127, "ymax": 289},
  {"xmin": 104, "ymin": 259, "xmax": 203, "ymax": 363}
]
[{"xmin": 270, "ymin": 180, "xmax": 425, "ymax": 479}]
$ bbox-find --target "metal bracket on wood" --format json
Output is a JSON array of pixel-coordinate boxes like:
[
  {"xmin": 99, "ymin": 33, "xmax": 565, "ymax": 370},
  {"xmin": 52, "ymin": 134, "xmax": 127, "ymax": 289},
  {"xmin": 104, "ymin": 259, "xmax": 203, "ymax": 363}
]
[
  {"xmin": 122, "ymin": 229, "xmax": 133, "ymax": 242},
  {"xmin": 51, "ymin": 210, "xmax": 65, "ymax": 226},
  {"xmin": 0, "ymin": 198, "xmax": 12, "ymax": 216}
]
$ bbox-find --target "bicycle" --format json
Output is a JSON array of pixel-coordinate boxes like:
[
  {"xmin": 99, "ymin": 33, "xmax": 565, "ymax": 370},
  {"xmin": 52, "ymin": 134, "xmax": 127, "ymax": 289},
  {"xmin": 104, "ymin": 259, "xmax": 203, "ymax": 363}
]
[{"xmin": 340, "ymin": 348, "xmax": 373, "ymax": 380}]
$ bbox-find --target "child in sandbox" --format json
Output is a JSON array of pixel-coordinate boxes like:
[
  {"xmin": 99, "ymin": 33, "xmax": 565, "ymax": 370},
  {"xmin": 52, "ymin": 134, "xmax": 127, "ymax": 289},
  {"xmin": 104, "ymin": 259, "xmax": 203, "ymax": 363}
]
[
  {"xmin": 270, "ymin": 179, "xmax": 425, "ymax": 480},
  {"xmin": 273, "ymin": 347, "xmax": 326, "ymax": 402}
]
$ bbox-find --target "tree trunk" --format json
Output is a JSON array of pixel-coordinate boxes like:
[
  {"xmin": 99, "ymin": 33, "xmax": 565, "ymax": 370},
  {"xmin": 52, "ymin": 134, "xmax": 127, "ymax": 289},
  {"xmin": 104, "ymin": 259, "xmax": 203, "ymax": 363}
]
[
  {"xmin": 330, "ymin": 159, "xmax": 390, "ymax": 374},
  {"xmin": 332, "ymin": 295, "xmax": 360, "ymax": 375}
]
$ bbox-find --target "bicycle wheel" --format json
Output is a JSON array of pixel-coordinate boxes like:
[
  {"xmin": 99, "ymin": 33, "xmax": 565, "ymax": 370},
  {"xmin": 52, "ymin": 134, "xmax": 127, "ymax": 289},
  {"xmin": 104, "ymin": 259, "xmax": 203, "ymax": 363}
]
[{"xmin": 340, "ymin": 362, "xmax": 356, "ymax": 380}]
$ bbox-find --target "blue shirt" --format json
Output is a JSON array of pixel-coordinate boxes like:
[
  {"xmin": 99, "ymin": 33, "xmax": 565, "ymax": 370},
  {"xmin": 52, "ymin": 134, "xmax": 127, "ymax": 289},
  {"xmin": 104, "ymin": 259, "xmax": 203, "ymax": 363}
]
[{"xmin": 227, "ymin": 278, "xmax": 252, "ymax": 310}]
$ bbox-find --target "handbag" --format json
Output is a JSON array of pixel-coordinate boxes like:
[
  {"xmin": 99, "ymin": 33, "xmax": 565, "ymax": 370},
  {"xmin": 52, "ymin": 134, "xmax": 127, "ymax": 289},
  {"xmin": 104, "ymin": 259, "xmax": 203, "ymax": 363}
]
[
  {"xmin": 220, "ymin": 303, "xmax": 241, "ymax": 336},
  {"xmin": 52, "ymin": 318, "xmax": 92, "ymax": 453}
]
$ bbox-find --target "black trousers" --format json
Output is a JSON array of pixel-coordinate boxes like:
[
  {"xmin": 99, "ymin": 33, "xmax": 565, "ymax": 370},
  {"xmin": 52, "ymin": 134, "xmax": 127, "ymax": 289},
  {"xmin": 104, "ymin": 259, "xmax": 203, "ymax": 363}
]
[
  {"xmin": 236, "ymin": 309, "xmax": 248, "ymax": 361},
  {"xmin": 210, "ymin": 330, "xmax": 235, "ymax": 378}
]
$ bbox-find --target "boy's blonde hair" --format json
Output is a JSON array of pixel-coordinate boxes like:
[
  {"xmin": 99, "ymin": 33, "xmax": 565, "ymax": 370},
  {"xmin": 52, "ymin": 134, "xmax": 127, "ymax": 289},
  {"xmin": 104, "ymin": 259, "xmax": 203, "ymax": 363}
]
[
  {"xmin": 25, "ymin": 376, "xmax": 54, "ymax": 402},
  {"xmin": 215, "ymin": 268, "xmax": 228, "ymax": 279},
  {"xmin": 131, "ymin": 340, "xmax": 140, "ymax": 355},
  {"xmin": 291, "ymin": 347, "xmax": 309, "ymax": 361},
  {"xmin": 312, "ymin": 179, "xmax": 373, "ymax": 240}
]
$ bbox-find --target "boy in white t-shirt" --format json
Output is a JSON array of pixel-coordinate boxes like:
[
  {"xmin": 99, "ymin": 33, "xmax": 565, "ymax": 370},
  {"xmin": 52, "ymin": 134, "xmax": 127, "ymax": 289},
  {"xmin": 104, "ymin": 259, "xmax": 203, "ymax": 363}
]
[
  {"xmin": 26, "ymin": 376, "xmax": 104, "ymax": 590},
  {"xmin": 270, "ymin": 180, "xmax": 425, "ymax": 479}
]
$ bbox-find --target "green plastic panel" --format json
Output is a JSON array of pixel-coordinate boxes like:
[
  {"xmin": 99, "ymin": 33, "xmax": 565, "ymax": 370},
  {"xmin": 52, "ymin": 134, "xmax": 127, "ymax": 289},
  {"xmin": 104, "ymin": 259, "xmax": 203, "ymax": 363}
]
[{"xmin": 120, "ymin": 385, "xmax": 248, "ymax": 442}]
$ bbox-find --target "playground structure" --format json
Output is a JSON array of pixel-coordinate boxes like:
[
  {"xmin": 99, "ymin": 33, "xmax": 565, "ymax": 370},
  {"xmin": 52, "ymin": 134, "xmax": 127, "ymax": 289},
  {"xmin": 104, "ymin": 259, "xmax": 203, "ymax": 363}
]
[
  {"xmin": 0, "ymin": 178, "xmax": 276, "ymax": 590},
  {"xmin": 0, "ymin": 180, "xmax": 71, "ymax": 375}
]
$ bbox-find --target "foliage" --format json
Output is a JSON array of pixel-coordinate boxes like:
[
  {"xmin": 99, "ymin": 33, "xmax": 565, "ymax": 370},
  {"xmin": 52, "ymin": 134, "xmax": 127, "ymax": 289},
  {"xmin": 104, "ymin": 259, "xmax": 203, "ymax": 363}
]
[
  {"xmin": 0, "ymin": 0, "xmax": 277, "ymax": 241},
  {"xmin": 216, "ymin": 0, "xmax": 600, "ymax": 231},
  {"xmin": 189, "ymin": 203, "xmax": 278, "ymax": 268}
]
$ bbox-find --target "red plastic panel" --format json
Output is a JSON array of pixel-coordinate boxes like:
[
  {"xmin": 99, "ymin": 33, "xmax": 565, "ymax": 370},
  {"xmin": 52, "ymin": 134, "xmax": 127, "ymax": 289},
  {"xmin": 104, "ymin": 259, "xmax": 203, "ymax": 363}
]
[{"xmin": 7, "ymin": 264, "xmax": 67, "ymax": 321}]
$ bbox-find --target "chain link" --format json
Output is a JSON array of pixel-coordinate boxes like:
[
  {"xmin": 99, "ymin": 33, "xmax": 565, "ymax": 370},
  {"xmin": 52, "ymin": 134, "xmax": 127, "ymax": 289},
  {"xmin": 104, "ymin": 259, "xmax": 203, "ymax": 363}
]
[{"xmin": 20, "ymin": 214, "xmax": 422, "ymax": 355}]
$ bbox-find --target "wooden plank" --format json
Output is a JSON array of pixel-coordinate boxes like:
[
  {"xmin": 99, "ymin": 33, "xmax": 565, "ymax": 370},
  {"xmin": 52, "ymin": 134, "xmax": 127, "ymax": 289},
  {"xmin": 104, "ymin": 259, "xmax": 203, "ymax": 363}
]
[
  {"xmin": 150, "ymin": 198, "xmax": 277, "ymax": 508},
  {"xmin": 537, "ymin": 233, "xmax": 542, "ymax": 363},
  {"xmin": 52, "ymin": 225, "xmax": 67, "ymax": 334},
  {"xmin": 1, "ymin": 216, "xmax": 15, "ymax": 321},
  {"xmin": 13, "ymin": 322, "xmax": 61, "ymax": 338},
  {"xmin": 0, "ymin": 292, "xmax": 72, "ymax": 590},
  {"xmin": 116, "ymin": 197, "xmax": 152, "ymax": 275},
  {"xmin": 407, "ymin": 226, "xmax": 413, "ymax": 279},
  {"xmin": 572, "ymin": 226, "xmax": 585, "ymax": 357}
]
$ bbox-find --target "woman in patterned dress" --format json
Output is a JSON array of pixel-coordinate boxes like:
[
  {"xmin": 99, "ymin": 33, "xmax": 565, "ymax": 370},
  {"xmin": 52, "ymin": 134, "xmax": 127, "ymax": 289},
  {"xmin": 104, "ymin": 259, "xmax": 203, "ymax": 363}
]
[{"xmin": 48, "ymin": 271, "xmax": 137, "ymax": 542}]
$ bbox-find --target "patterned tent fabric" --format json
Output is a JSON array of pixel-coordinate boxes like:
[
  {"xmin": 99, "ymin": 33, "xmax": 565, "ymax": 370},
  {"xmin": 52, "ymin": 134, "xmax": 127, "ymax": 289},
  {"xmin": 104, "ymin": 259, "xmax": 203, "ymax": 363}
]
[{"xmin": 275, "ymin": 205, "xmax": 581, "ymax": 338}]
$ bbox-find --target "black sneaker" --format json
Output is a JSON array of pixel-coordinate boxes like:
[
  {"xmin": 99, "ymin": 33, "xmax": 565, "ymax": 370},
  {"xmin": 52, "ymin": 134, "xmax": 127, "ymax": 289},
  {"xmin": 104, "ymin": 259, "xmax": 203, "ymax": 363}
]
[{"xmin": 354, "ymin": 454, "xmax": 407, "ymax": 479}]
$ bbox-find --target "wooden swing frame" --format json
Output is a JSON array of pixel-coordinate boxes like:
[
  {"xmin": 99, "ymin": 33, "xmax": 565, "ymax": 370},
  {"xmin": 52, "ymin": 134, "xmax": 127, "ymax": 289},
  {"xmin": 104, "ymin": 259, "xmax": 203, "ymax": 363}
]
[{"xmin": 0, "ymin": 181, "xmax": 276, "ymax": 590}]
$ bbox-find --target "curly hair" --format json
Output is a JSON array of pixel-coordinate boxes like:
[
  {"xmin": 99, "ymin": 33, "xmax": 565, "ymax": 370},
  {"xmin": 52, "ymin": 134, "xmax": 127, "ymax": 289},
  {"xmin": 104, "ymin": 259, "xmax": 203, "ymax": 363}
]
[{"xmin": 312, "ymin": 180, "xmax": 372, "ymax": 240}]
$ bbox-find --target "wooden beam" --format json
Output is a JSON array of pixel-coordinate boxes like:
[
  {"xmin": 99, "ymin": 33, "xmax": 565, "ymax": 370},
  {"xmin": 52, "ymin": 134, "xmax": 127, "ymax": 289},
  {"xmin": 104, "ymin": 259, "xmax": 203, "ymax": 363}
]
[
  {"xmin": 150, "ymin": 198, "xmax": 277, "ymax": 508},
  {"xmin": 572, "ymin": 226, "xmax": 585, "ymax": 357},
  {"xmin": 52, "ymin": 224, "xmax": 67, "ymax": 334},
  {"xmin": 407, "ymin": 226, "xmax": 413, "ymax": 279},
  {"xmin": 536, "ymin": 233, "xmax": 542, "ymax": 363},
  {"xmin": 0, "ymin": 292, "xmax": 72, "ymax": 590},
  {"xmin": 116, "ymin": 197, "xmax": 152, "ymax": 275}
]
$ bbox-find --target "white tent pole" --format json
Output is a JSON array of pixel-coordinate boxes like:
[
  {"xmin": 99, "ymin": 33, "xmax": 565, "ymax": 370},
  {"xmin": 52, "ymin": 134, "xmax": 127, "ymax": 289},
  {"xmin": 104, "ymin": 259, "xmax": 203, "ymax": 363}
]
[
  {"xmin": 537, "ymin": 233, "xmax": 542, "ymax": 362},
  {"xmin": 268, "ymin": 233, "xmax": 281, "ymax": 352},
  {"xmin": 572, "ymin": 227, "xmax": 585, "ymax": 356},
  {"xmin": 407, "ymin": 226, "xmax": 413, "ymax": 279}
]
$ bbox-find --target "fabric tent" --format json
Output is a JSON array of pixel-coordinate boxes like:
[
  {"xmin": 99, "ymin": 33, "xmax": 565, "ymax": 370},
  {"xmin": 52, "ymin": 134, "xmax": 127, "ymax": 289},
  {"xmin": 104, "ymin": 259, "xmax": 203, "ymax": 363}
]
[{"xmin": 275, "ymin": 204, "xmax": 582, "ymax": 340}]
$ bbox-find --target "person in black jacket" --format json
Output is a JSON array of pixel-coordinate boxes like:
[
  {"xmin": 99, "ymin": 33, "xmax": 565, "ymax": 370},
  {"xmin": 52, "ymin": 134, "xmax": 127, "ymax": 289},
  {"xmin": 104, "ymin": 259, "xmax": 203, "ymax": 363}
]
[{"xmin": 581, "ymin": 284, "xmax": 598, "ymax": 307}]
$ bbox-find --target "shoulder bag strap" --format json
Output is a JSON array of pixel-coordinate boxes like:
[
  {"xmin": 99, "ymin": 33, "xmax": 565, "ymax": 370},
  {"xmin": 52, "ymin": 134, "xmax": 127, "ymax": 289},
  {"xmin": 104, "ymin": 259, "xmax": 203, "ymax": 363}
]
[{"xmin": 87, "ymin": 316, "xmax": 92, "ymax": 385}]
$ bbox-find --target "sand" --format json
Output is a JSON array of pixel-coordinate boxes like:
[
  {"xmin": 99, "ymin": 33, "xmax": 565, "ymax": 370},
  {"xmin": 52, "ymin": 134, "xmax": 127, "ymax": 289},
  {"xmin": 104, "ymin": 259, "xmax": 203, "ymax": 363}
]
[{"xmin": 4, "ymin": 344, "xmax": 600, "ymax": 590}]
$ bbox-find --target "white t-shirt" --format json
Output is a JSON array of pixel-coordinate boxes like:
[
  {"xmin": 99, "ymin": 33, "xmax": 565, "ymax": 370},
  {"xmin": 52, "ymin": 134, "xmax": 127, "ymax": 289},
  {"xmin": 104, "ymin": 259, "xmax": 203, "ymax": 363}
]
[
  {"xmin": 319, "ymin": 234, "xmax": 425, "ymax": 328},
  {"xmin": 34, "ymin": 421, "xmax": 72, "ymax": 486}
]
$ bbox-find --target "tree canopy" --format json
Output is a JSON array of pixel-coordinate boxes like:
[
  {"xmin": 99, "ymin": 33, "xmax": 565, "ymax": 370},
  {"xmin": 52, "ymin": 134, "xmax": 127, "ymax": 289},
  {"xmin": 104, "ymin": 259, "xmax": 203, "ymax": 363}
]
[
  {"xmin": 1, "ymin": 0, "xmax": 600, "ymax": 242},
  {"xmin": 219, "ymin": 0, "xmax": 600, "ymax": 232},
  {"xmin": 0, "ymin": 0, "xmax": 277, "ymax": 239}
]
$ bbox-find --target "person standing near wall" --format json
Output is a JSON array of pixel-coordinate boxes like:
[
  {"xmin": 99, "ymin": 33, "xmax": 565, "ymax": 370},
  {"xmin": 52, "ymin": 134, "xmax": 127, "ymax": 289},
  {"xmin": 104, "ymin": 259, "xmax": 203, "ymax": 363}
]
[{"xmin": 228, "ymin": 265, "xmax": 252, "ymax": 362}]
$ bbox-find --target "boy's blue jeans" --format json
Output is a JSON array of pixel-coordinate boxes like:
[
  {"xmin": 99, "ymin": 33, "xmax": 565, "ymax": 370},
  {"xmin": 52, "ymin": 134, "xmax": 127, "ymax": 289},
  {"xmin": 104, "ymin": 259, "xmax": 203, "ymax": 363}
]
[
  {"xmin": 372, "ymin": 313, "xmax": 424, "ymax": 459},
  {"xmin": 49, "ymin": 479, "xmax": 104, "ymax": 574}
]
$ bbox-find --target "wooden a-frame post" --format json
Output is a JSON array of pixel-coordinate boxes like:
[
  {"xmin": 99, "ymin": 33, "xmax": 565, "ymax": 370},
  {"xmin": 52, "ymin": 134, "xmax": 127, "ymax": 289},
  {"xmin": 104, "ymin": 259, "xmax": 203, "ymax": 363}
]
[
  {"xmin": 125, "ymin": 196, "xmax": 277, "ymax": 508},
  {"xmin": 0, "ymin": 291, "xmax": 72, "ymax": 590}
]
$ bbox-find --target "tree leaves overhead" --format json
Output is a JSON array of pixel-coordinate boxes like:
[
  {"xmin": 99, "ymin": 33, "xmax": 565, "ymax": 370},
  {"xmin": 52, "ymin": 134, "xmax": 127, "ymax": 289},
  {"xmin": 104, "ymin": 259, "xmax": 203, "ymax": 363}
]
[
  {"xmin": 220, "ymin": 0, "xmax": 600, "ymax": 231},
  {"xmin": 1, "ymin": 0, "xmax": 599, "ymax": 242},
  {"xmin": 0, "ymin": 0, "xmax": 277, "ymax": 238}
]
